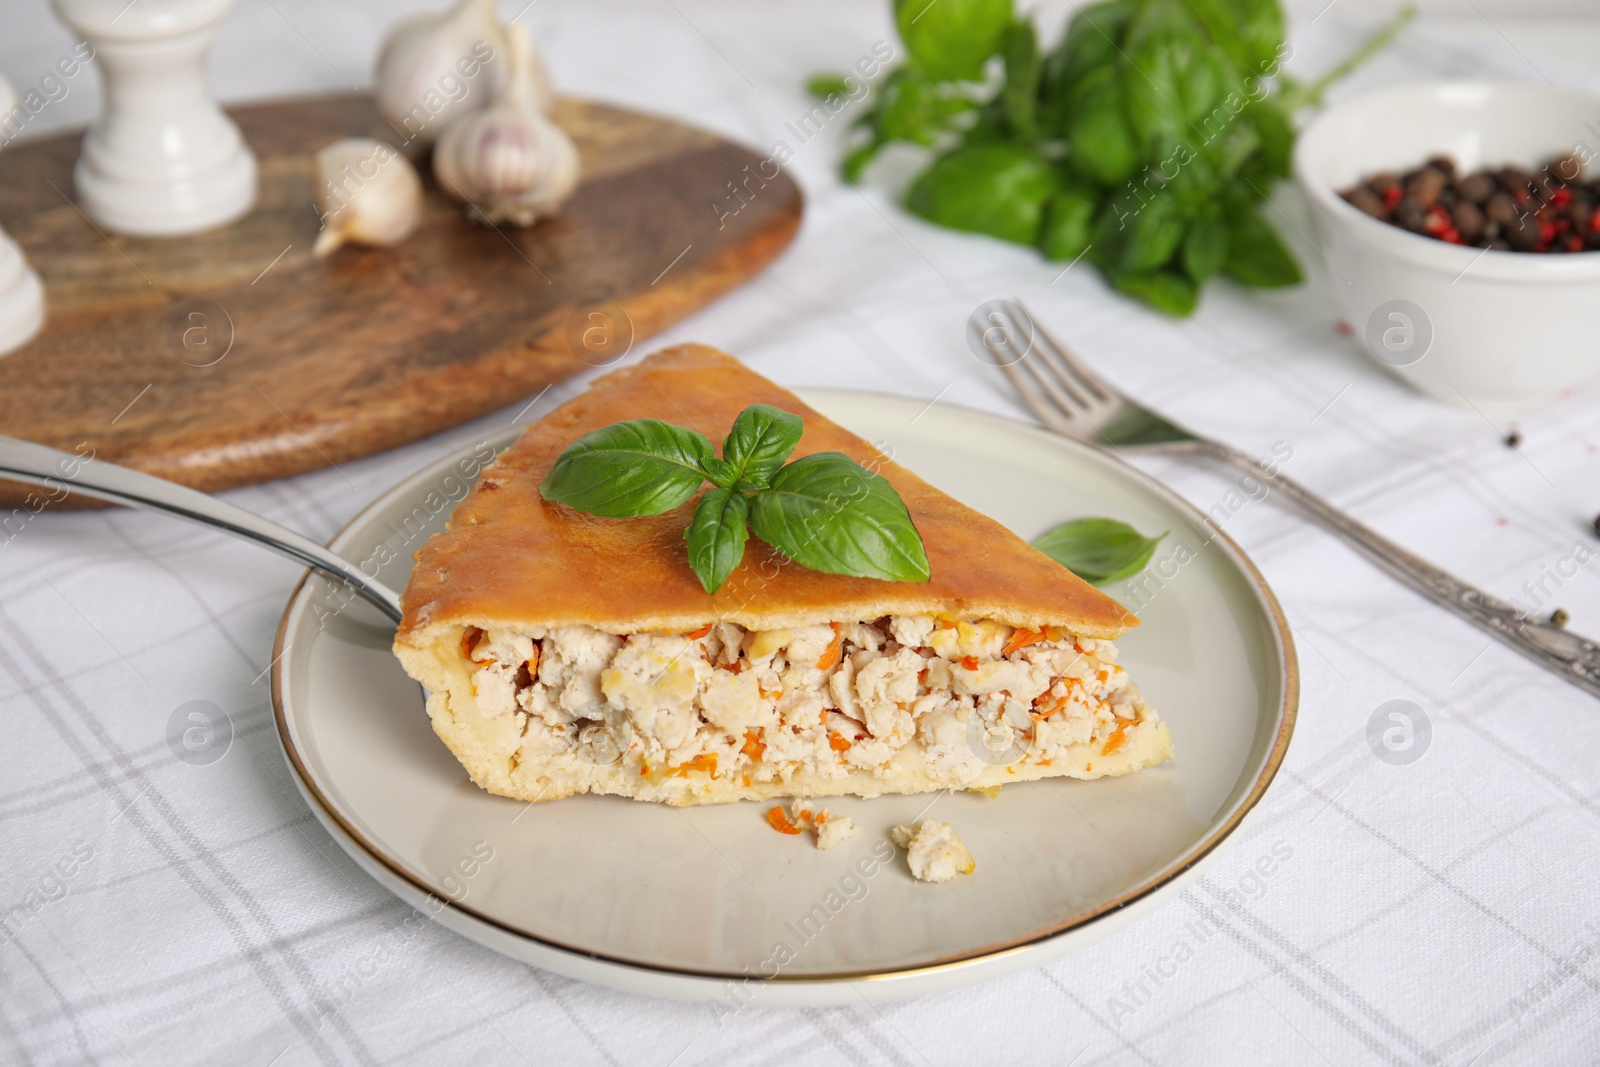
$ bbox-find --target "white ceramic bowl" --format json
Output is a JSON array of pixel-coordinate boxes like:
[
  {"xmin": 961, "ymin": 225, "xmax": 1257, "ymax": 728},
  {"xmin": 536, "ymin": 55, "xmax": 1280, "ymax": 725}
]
[{"xmin": 1294, "ymin": 80, "xmax": 1600, "ymax": 412}]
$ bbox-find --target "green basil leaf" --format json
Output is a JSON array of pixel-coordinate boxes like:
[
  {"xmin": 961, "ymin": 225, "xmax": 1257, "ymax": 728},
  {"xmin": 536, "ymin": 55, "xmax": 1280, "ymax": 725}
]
[
  {"xmin": 1151, "ymin": 137, "xmax": 1216, "ymax": 213},
  {"xmin": 1109, "ymin": 268, "xmax": 1199, "ymax": 316},
  {"xmin": 807, "ymin": 74, "xmax": 852, "ymax": 100},
  {"xmin": 1093, "ymin": 188, "xmax": 1185, "ymax": 273},
  {"xmin": 1122, "ymin": 0, "xmax": 1207, "ymax": 55},
  {"xmin": 874, "ymin": 66, "xmax": 978, "ymax": 147},
  {"xmin": 540, "ymin": 419, "xmax": 713, "ymax": 518},
  {"xmin": 1181, "ymin": 214, "xmax": 1229, "ymax": 283},
  {"xmin": 1061, "ymin": 66, "xmax": 1139, "ymax": 185},
  {"xmin": 1179, "ymin": 0, "xmax": 1285, "ymax": 75},
  {"xmin": 895, "ymin": 0, "xmax": 1014, "ymax": 82},
  {"xmin": 1123, "ymin": 36, "xmax": 1227, "ymax": 148},
  {"xmin": 1202, "ymin": 118, "xmax": 1262, "ymax": 179},
  {"xmin": 1223, "ymin": 207, "xmax": 1302, "ymax": 288},
  {"xmin": 905, "ymin": 142, "xmax": 1061, "ymax": 246},
  {"xmin": 722, "ymin": 404, "xmax": 803, "ymax": 489},
  {"xmin": 842, "ymin": 141, "xmax": 883, "ymax": 183},
  {"xmin": 1039, "ymin": 0, "xmax": 1138, "ymax": 130},
  {"xmin": 1033, "ymin": 517, "xmax": 1166, "ymax": 585},
  {"xmin": 1001, "ymin": 19, "xmax": 1041, "ymax": 141},
  {"xmin": 1250, "ymin": 98, "xmax": 1294, "ymax": 179},
  {"xmin": 750, "ymin": 453, "xmax": 931, "ymax": 583},
  {"xmin": 1041, "ymin": 187, "xmax": 1098, "ymax": 262},
  {"xmin": 701, "ymin": 457, "xmax": 739, "ymax": 489},
  {"xmin": 684, "ymin": 488, "xmax": 750, "ymax": 594}
]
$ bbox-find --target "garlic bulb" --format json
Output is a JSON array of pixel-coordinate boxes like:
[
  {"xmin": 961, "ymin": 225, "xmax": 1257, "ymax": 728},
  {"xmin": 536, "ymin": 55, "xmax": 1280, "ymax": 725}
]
[
  {"xmin": 312, "ymin": 138, "xmax": 423, "ymax": 257},
  {"xmin": 375, "ymin": 0, "xmax": 514, "ymax": 150},
  {"xmin": 433, "ymin": 22, "xmax": 578, "ymax": 227}
]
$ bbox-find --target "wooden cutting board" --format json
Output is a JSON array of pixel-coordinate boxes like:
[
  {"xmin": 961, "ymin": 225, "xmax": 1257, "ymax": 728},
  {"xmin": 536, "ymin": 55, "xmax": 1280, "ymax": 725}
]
[{"xmin": 0, "ymin": 94, "xmax": 802, "ymax": 507}]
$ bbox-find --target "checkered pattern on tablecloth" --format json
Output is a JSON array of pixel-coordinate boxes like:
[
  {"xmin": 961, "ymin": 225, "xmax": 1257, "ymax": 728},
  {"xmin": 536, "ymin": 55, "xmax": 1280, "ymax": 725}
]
[{"xmin": 3, "ymin": 2, "xmax": 1600, "ymax": 1064}]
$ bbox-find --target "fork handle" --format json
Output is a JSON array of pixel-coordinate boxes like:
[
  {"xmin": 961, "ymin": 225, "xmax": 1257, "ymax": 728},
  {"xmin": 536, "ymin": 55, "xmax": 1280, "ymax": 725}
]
[
  {"xmin": 0, "ymin": 435, "xmax": 403, "ymax": 624},
  {"xmin": 1194, "ymin": 439, "xmax": 1600, "ymax": 699}
]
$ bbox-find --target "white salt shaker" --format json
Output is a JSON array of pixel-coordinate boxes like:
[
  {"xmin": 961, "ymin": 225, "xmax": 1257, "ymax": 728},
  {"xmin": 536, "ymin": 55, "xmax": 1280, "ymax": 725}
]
[
  {"xmin": 0, "ymin": 76, "xmax": 45, "ymax": 356},
  {"xmin": 52, "ymin": 0, "xmax": 257, "ymax": 236}
]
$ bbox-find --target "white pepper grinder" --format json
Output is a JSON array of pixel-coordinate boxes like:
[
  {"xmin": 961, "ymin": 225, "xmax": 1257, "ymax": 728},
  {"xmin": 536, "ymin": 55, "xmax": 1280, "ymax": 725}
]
[
  {"xmin": 52, "ymin": 0, "xmax": 257, "ymax": 236},
  {"xmin": 0, "ymin": 76, "xmax": 45, "ymax": 356}
]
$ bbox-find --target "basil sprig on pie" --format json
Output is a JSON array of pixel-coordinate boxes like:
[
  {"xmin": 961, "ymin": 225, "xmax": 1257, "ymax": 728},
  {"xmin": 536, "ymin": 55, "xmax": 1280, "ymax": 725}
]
[{"xmin": 540, "ymin": 403, "xmax": 932, "ymax": 593}]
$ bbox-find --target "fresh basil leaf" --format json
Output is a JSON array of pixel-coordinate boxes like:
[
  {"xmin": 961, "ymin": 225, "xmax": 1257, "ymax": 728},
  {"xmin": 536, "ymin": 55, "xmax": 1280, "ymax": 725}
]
[
  {"xmin": 1152, "ymin": 137, "xmax": 1216, "ymax": 213},
  {"xmin": 722, "ymin": 404, "xmax": 803, "ymax": 489},
  {"xmin": 961, "ymin": 97, "xmax": 1014, "ymax": 145},
  {"xmin": 1039, "ymin": 0, "xmax": 1138, "ymax": 128},
  {"xmin": 1123, "ymin": 36, "xmax": 1227, "ymax": 148},
  {"xmin": 1223, "ymin": 207, "xmax": 1302, "ymax": 288},
  {"xmin": 685, "ymin": 488, "xmax": 750, "ymax": 594},
  {"xmin": 895, "ymin": 0, "xmax": 1013, "ymax": 82},
  {"xmin": 1203, "ymin": 118, "xmax": 1262, "ymax": 179},
  {"xmin": 1041, "ymin": 187, "xmax": 1098, "ymax": 262},
  {"xmin": 1111, "ymin": 268, "xmax": 1199, "ymax": 315},
  {"xmin": 701, "ymin": 457, "xmax": 739, "ymax": 489},
  {"xmin": 1093, "ymin": 188, "xmax": 1185, "ymax": 273},
  {"xmin": 750, "ymin": 453, "xmax": 931, "ymax": 583},
  {"xmin": 1001, "ymin": 19, "xmax": 1041, "ymax": 141},
  {"xmin": 540, "ymin": 419, "xmax": 712, "ymax": 518},
  {"xmin": 1250, "ymin": 98, "xmax": 1294, "ymax": 179},
  {"xmin": 1179, "ymin": 0, "xmax": 1285, "ymax": 75},
  {"xmin": 906, "ymin": 142, "xmax": 1061, "ymax": 246},
  {"xmin": 1061, "ymin": 66, "xmax": 1139, "ymax": 186},
  {"xmin": 1181, "ymin": 214, "xmax": 1229, "ymax": 283},
  {"xmin": 1122, "ymin": 0, "xmax": 1206, "ymax": 55},
  {"xmin": 874, "ymin": 66, "xmax": 979, "ymax": 147},
  {"xmin": 841, "ymin": 142, "xmax": 882, "ymax": 183},
  {"xmin": 807, "ymin": 74, "xmax": 852, "ymax": 100},
  {"xmin": 1034, "ymin": 517, "xmax": 1166, "ymax": 585}
]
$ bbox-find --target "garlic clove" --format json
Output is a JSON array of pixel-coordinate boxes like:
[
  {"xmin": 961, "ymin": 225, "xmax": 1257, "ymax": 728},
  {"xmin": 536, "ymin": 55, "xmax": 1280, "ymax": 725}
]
[
  {"xmin": 432, "ymin": 21, "xmax": 579, "ymax": 227},
  {"xmin": 313, "ymin": 138, "xmax": 423, "ymax": 257},
  {"xmin": 375, "ymin": 0, "xmax": 505, "ymax": 150},
  {"xmin": 495, "ymin": 20, "xmax": 556, "ymax": 117}
]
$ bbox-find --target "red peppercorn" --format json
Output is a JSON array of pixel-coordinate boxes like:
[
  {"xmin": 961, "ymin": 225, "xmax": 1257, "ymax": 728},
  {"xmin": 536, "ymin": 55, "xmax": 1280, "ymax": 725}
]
[
  {"xmin": 1553, "ymin": 188, "xmax": 1573, "ymax": 208},
  {"xmin": 1514, "ymin": 187, "xmax": 1532, "ymax": 204},
  {"xmin": 1588, "ymin": 207, "xmax": 1600, "ymax": 233},
  {"xmin": 1382, "ymin": 185, "xmax": 1403, "ymax": 209},
  {"xmin": 1540, "ymin": 220, "xmax": 1558, "ymax": 244},
  {"xmin": 1568, "ymin": 236, "xmax": 1585, "ymax": 252}
]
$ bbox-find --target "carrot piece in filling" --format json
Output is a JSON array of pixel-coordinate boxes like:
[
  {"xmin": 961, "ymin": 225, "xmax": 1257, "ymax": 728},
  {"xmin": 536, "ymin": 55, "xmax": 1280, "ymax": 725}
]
[
  {"xmin": 1002, "ymin": 627, "xmax": 1046, "ymax": 656},
  {"xmin": 1102, "ymin": 719, "xmax": 1132, "ymax": 755},
  {"xmin": 766, "ymin": 806, "xmax": 802, "ymax": 834},
  {"xmin": 815, "ymin": 623, "xmax": 843, "ymax": 671},
  {"xmin": 684, "ymin": 623, "xmax": 713, "ymax": 640},
  {"xmin": 669, "ymin": 753, "xmax": 718, "ymax": 778},
  {"xmin": 828, "ymin": 733, "xmax": 851, "ymax": 753},
  {"xmin": 742, "ymin": 728, "xmax": 766, "ymax": 761}
]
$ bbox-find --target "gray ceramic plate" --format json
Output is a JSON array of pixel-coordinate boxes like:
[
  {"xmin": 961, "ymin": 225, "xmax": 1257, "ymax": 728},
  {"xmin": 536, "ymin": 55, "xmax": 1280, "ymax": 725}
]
[{"xmin": 271, "ymin": 389, "xmax": 1297, "ymax": 1006}]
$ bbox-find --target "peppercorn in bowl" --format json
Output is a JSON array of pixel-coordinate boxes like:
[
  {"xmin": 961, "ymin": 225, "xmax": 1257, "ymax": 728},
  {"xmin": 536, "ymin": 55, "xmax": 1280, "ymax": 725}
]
[{"xmin": 1293, "ymin": 80, "xmax": 1600, "ymax": 412}]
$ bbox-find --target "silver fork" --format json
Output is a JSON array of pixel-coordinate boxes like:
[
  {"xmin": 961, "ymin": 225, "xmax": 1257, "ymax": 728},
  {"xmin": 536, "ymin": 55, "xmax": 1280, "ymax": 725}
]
[{"xmin": 978, "ymin": 299, "xmax": 1600, "ymax": 701}]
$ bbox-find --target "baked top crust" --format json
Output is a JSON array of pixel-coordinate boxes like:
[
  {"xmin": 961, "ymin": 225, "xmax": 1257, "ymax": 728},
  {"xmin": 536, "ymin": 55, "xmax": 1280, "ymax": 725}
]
[{"xmin": 396, "ymin": 344, "xmax": 1137, "ymax": 648}]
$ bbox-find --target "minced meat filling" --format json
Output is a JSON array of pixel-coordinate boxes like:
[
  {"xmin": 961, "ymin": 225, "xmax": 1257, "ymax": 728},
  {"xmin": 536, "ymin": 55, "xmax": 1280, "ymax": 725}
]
[{"xmin": 460, "ymin": 616, "xmax": 1154, "ymax": 784}]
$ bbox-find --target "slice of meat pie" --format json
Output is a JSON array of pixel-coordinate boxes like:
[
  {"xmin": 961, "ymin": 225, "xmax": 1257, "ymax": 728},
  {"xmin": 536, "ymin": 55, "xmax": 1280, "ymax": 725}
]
[{"xmin": 393, "ymin": 345, "xmax": 1172, "ymax": 805}]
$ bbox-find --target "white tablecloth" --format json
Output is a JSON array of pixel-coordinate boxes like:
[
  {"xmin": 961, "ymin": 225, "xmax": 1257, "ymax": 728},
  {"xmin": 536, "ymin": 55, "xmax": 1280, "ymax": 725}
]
[{"xmin": 5, "ymin": 3, "xmax": 1600, "ymax": 1064}]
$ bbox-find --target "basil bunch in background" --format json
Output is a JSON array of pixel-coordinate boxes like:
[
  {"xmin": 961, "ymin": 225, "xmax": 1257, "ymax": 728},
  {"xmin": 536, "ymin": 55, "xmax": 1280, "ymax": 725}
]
[
  {"xmin": 821, "ymin": 0, "xmax": 1412, "ymax": 315},
  {"xmin": 540, "ymin": 404, "xmax": 931, "ymax": 594}
]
